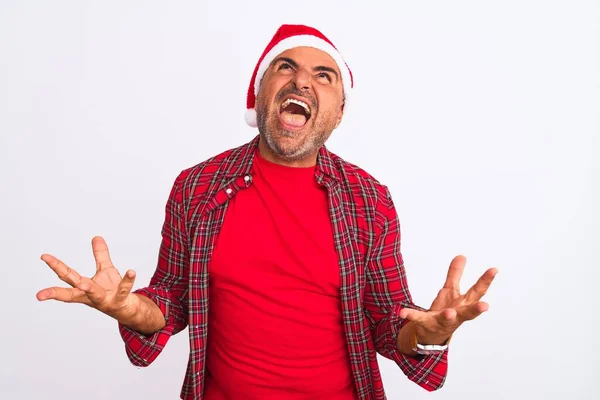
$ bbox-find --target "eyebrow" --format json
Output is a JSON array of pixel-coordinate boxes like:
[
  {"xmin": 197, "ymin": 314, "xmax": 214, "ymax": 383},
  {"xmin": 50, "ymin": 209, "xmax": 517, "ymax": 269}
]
[
  {"xmin": 273, "ymin": 57, "xmax": 298, "ymax": 69},
  {"xmin": 272, "ymin": 57, "xmax": 339, "ymax": 82}
]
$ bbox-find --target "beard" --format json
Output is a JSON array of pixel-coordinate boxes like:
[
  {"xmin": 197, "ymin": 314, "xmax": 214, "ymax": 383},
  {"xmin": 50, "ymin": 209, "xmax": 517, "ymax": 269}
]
[{"xmin": 256, "ymin": 87, "xmax": 335, "ymax": 162}]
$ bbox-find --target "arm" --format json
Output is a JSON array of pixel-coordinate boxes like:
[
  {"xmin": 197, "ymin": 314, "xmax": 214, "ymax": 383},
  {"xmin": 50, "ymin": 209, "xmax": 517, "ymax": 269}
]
[
  {"xmin": 118, "ymin": 172, "xmax": 190, "ymax": 367},
  {"xmin": 363, "ymin": 189, "xmax": 448, "ymax": 391},
  {"xmin": 116, "ymin": 292, "xmax": 166, "ymax": 335}
]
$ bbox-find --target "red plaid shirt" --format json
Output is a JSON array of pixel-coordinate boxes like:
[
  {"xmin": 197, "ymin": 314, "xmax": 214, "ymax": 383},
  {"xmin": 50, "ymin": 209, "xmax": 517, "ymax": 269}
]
[{"xmin": 119, "ymin": 135, "xmax": 448, "ymax": 399}]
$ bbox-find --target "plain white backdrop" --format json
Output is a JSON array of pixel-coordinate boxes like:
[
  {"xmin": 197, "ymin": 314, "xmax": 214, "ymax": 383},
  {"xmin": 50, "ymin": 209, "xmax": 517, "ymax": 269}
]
[{"xmin": 1, "ymin": 1, "xmax": 598, "ymax": 399}]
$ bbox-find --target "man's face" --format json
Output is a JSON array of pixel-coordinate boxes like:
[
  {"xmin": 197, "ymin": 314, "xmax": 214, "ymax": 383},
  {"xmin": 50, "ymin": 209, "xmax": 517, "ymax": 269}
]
[{"xmin": 255, "ymin": 46, "xmax": 345, "ymax": 164}]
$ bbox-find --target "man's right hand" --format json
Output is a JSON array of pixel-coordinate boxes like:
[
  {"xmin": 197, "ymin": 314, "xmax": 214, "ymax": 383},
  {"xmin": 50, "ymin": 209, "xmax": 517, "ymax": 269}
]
[{"xmin": 37, "ymin": 236, "xmax": 164, "ymax": 334}]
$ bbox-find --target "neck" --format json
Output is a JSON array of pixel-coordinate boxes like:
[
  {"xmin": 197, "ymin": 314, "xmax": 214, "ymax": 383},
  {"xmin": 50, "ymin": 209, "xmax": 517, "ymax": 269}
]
[{"xmin": 257, "ymin": 137, "xmax": 318, "ymax": 168}]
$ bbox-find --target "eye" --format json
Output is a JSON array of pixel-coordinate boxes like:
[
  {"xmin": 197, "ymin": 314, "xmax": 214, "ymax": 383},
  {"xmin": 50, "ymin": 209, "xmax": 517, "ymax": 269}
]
[
  {"xmin": 278, "ymin": 62, "xmax": 293, "ymax": 71},
  {"xmin": 317, "ymin": 72, "xmax": 332, "ymax": 83}
]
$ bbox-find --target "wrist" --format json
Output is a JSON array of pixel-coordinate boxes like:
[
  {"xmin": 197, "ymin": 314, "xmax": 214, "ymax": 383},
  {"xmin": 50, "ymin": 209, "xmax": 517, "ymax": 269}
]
[
  {"xmin": 113, "ymin": 293, "xmax": 142, "ymax": 326},
  {"xmin": 416, "ymin": 333, "xmax": 452, "ymax": 347},
  {"xmin": 396, "ymin": 321, "xmax": 451, "ymax": 356},
  {"xmin": 396, "ymin": 321, "xmax": 419, "ymax": 356},
  {"xmin": 411, "ymin": 331, "xmax": 451, "ymax": 355}
]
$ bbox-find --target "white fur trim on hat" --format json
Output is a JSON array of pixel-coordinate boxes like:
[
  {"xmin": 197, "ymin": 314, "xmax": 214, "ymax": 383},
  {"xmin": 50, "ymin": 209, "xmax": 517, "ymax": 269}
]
[{"xmin": 253, "ymin": 34, "xmax": 352, "ymax": 100}]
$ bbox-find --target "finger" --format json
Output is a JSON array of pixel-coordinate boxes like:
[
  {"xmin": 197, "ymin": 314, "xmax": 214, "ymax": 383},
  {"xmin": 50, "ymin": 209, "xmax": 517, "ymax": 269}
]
[
  {"xmin": 443, "ymin": 255, "xmax": 466, "ymax": 291},
  {"xmin": 438, "ymin": 308, "xmax": 458, "ymax": 327},
  {"xmin": 457, "ymin": 301, "xmax": 489, "ymax": 321},
  {"xmin": 114, "ymin": 269, "xmax": 137, "ymax": 302},
  {"xmin": 91, "ymin": 236, "xmax": 114, "ymax": 272},
  {"xmin": 77, "ymin": 277, "xmax": 107, "ymax": 305},
  {"xmin": 36, "ymin": 286, "xmax": 91, "ymax": 305},
  {"xmin": 41, "ymin": 254, "xmax": 83, "ymax": 288},
  {"xmin": 465, "ymin": 267, "xmax": 498, "ymax": 303},
  {"xmin": 398, "ymin": 308, "xmax": 430, "ymax": 324}
]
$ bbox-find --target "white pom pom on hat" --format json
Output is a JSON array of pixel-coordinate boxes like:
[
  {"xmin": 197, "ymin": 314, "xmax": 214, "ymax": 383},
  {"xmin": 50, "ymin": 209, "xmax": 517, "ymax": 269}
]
[
  {"xmin": 245, "ymin": 107, "xmax": 258, "ymax": 128},
  {"xmin": 245, "ymin": 24, "xmax": 354, "ymax": 128}
]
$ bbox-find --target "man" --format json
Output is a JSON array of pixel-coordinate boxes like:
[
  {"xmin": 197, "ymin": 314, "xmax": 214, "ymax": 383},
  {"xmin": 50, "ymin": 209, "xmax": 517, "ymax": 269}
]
[{"xmin": 37, "ymin": 24, "xmax": 497, "ymax": 400}]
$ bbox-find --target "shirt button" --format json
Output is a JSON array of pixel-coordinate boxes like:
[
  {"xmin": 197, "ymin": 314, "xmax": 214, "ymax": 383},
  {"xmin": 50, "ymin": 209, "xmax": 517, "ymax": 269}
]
[
  {"xmin": 226, "ymin": 188, "xmax": 232, "ymax": 194},
  {"xmin": 244, "ymin": 175, "xmax": 251, "ymax": 182}
]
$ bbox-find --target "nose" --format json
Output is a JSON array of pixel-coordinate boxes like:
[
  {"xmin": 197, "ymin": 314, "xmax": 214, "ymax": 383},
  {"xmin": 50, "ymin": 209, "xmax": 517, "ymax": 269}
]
[{"xmin": 293, "ymin": 68, "xmax": 311, "ymax": 91}]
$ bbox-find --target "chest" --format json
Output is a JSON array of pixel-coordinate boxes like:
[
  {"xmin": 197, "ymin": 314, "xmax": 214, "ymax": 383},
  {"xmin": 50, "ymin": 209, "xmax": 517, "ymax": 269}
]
[
  {"xmin": 208, "ymin": 181, "xmax": 341, "ymax": 298},
  {"xmin": 187, "ymin": 175, "xmax": 372, "ymax": 293}
]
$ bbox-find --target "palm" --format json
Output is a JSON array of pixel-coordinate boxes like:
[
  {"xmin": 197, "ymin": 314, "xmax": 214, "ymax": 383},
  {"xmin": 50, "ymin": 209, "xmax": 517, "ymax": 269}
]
[
  {"xmin": 429, "ymin": 287, "xmax": 461, "ymax": 311},
  {"xmin": 36, "ymin": 236, "xmax": 138, "ymax": 318},
  {"xmin": 91, "ymin": 267, "xmax": 123, "ymax": 299},
  {"xmin": 400, "ymin": 255, "xmax": 498, "ymax": 344}
]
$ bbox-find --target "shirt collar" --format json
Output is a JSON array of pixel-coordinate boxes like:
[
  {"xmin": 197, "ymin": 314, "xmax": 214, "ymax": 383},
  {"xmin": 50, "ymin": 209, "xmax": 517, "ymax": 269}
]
[{"xmin": 223, "ymin": 134, "xmax": 342, "ymax": 183}]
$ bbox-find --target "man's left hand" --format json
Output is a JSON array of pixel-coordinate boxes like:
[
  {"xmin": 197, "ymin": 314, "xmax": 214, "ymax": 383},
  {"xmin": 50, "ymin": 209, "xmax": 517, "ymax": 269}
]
[{"xmin": 399, "ymin": 255, "xmax": 498, "ymax": 346}]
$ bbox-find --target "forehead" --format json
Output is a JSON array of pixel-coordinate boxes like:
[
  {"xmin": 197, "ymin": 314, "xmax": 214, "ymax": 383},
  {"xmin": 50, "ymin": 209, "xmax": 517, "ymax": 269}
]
[{"xmin": 273, "ymin": 46, "xmax": 339, "ymax": 71}]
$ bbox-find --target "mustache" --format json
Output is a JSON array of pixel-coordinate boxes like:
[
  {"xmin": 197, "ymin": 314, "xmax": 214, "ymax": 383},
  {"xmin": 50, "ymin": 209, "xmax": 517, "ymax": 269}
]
[{"xmin": 275, "ymin": 87, "xmax": 317, "ymax": 110}]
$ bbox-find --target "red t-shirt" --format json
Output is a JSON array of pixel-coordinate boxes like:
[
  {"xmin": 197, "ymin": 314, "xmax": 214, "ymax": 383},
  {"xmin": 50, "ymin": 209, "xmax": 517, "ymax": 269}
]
[{"xmin": 204, "ymin": 148, "xmax": 357, "ymax": 400}]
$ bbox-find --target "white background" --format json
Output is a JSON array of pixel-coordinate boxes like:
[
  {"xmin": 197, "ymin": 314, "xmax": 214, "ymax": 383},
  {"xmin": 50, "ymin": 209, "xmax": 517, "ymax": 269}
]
[{"xmin": 1, "ymin": 1, "xmax": 598, "ymax": 399}]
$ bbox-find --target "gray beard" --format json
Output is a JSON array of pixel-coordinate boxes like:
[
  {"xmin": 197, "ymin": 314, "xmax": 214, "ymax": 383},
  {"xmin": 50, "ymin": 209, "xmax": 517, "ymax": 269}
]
[{"xmin": 256, "ymin": 105, "xmax": 330, "ymax": 162}]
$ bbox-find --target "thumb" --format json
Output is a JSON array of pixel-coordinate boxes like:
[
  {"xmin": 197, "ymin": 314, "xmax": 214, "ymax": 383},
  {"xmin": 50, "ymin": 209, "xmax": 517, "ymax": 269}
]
[
  {"xmin": 114, "ymin": 269, "xmax": 137, "ymax": 302},
  {"xmin": 399, "ymin": 308, "xmax": 428, "ymax": 324}
]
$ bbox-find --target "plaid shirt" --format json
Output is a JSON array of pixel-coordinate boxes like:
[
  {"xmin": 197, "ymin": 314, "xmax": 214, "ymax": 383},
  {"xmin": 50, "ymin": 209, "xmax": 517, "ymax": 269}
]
[{"xmin": 119, "ymin": 135, "xmax": 448, "ymax": 399}]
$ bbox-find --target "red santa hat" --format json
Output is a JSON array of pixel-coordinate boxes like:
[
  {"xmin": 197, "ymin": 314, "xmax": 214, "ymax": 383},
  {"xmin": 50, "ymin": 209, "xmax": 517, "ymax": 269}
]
[{"xmin": 245, "ymin": 24, "xmax": 354, "ymax": 128}]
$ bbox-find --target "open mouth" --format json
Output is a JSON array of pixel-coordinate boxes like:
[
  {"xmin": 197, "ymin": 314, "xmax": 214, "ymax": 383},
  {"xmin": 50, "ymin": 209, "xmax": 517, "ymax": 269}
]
[{"xmin": 279, "ymin": 97, "xmax": 312, "ymax": 129}]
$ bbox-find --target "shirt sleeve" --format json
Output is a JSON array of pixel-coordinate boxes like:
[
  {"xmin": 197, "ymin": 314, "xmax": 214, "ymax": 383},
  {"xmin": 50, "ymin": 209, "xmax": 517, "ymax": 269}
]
[
  {"xmin": 363, "ymin": 188, "xmax": 448, "ymax": 391},
  {"xmin": 118, "ymin": 172, "xmax": 190, "ymax": 367}
]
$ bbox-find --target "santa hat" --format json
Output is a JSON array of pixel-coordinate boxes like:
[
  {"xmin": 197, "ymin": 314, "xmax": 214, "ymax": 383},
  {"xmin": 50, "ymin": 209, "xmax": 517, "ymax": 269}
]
[{"xmin": 245, "ymin": 24, "xmax": 354, "ymax": 128}]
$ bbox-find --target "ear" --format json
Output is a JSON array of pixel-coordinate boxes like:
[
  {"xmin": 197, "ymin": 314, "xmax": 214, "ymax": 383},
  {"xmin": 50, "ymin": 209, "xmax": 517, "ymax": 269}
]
[
  {"xmin": 334, "ymin": 100, "xmax": 345, "ymax": 129},
  {"xmin": 334, "ymin": 117, "xmax": 343, "ymax": 130}
]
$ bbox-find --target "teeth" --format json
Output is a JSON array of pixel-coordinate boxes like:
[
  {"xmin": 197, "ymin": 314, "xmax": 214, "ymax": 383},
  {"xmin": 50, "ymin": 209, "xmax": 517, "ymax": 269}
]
[{"xmin": 281, "ymin": 98, "xmax": 311, "ymax": 115}]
